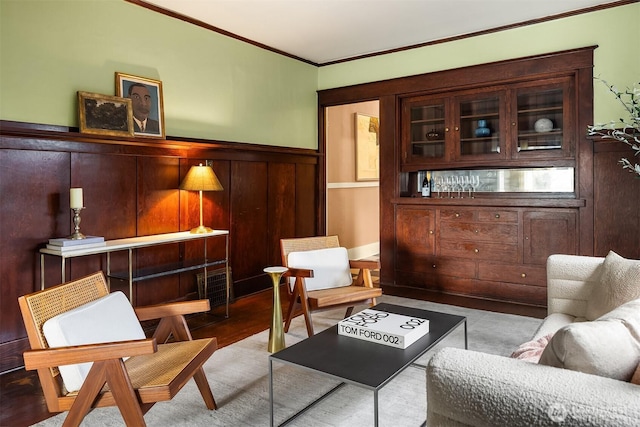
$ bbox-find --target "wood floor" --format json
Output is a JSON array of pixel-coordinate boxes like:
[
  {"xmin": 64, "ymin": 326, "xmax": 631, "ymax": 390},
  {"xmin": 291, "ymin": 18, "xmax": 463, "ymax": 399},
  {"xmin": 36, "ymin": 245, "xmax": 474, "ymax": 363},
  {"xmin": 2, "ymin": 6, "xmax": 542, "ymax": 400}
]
[{"xmin": 0, "ymin": 286, "xmax": 545, "ymax": 427}]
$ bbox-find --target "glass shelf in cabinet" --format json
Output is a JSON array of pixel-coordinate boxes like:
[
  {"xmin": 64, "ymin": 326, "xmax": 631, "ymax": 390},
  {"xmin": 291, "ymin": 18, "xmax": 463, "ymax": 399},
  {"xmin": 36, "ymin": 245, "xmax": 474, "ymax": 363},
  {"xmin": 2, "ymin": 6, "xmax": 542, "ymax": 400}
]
[
  {"xmin": 518, "ymin": 129, "xmax": 562, "ymax": 138},
  {"xmin": 518, "ymin": 106, "xmax": 562, "ymax": 114}
]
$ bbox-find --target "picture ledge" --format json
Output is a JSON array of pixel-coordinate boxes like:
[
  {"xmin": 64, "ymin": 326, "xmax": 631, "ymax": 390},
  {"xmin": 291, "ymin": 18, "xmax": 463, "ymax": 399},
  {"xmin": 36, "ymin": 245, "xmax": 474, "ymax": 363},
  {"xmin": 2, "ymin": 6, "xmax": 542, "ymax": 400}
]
[{"xmin": 0, "ymin": 119, "xmax": 318, "ymax": 157}]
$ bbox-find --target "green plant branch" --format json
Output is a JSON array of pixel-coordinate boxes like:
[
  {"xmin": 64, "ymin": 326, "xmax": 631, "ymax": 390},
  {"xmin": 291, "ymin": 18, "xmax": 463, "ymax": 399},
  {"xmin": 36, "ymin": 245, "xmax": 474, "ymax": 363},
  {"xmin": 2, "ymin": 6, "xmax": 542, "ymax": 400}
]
[{"xmin": 588, "ymin": 78, "xmax": 640, "ymax": 177}]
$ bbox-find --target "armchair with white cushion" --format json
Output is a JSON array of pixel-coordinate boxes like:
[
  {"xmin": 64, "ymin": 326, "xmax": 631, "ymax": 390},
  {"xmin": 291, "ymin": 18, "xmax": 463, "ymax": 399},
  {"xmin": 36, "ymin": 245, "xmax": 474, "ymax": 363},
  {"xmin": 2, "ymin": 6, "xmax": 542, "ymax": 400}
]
[
  {"xmin": 280, "ymin": 235, "xmax": 382, "ymax": 336},
  {"xmin": 18, "ymin": 271, "xmax": 218, "ymax": 426}
]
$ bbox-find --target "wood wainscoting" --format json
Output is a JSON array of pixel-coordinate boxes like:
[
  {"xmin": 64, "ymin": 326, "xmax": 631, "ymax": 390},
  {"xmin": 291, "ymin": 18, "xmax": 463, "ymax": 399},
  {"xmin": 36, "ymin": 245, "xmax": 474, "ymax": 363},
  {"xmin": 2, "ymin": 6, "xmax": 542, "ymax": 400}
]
[{"xmin": 0, "ymin": 120, "xmax": 321, "ymax": 373}]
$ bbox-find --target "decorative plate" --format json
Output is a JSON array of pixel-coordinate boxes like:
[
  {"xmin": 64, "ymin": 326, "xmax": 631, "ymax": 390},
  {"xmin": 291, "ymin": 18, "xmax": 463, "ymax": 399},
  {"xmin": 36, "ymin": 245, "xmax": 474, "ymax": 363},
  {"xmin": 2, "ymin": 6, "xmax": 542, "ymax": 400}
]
[{"xmin": 534, "ymin": 118, "xmax": 553, "ymax": 133}]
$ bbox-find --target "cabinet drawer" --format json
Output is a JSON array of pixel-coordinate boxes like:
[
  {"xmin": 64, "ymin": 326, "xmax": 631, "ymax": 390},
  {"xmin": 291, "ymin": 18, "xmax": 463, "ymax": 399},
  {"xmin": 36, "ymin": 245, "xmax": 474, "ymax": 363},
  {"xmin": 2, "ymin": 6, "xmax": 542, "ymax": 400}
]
[
  {"xmin": 431, "ymin": 258, "xmax": 477, "ymax": 278},
  {"xmin": 439, "ymin": 240, "xmax": 518, "ymax": 263},
  {"xmin": 439, "ymin": 209, "xmax": 475, "ymax": 221},
  {"xmin": 440, "ymin": 221, "xmax": 517, "ymax": 243},
  {"xmin": 478, "ymin": 263, "xmax": 546, "ymax": 287},
  {"xmin": 477, "ymin": 209, "xmax": 518, "ymax": 223}
]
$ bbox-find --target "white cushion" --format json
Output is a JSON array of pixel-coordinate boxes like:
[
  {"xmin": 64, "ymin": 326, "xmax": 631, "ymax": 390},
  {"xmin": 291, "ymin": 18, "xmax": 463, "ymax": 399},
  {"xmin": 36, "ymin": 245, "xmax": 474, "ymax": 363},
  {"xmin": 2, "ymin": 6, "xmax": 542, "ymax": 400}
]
[
  {"xmin": 287, "ymin": 247, "xmax": 352, "ymax": 292},
  {"xmin": 42, "ymin": 291, "xmax": 145, "ymax": 392},
  {"xmin": 585, "ymin": 251, "xmax": 640, "ymax": 320},
  {"xmin": 539, "ymin": 298, "xmax": 640, "ymax": 381}
]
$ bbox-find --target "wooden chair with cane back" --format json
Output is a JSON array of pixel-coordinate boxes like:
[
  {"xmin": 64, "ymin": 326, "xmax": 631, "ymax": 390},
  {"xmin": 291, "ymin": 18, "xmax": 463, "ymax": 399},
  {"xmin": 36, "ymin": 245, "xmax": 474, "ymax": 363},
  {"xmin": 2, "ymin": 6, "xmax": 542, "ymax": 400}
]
[
  {"xmin": 280, "ymin": 235, "xmax": 382, "ymax": 337},
  {"xmin": 18, "ymin": 271, "xmax": 218, "ymax": 427}
]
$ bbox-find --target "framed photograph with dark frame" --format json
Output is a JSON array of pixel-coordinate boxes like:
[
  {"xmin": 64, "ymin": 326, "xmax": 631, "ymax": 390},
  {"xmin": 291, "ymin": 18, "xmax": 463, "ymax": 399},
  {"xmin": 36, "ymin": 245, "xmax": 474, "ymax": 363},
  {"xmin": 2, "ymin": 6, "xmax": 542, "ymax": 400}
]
[
  {"xmin": 355, "ymin": 113, "xmax": 380, "ymax": 181},
  {"xmin": 115, "ymin": 72, "xmax": 165, "ymax": 138},
  {"xmin": 77, "ymin": 91, "xmax": 134, "ymax": 137}
]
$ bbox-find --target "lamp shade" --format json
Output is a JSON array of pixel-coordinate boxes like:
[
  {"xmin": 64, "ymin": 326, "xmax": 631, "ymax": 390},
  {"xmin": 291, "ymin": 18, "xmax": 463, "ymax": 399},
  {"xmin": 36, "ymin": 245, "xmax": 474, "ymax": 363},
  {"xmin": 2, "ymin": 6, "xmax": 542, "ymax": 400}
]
[{"xmin": 179, "ymin": 164, "xmax": 223, "ymax": 192}]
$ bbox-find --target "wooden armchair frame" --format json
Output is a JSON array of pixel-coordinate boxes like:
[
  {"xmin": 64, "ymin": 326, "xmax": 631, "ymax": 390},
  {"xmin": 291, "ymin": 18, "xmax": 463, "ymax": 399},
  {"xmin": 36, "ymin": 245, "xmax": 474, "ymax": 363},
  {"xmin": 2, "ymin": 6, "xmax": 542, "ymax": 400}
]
[
  {"xmin": 18, "ymin": 271, "xmax": 217, "ymax": 427},
  {"xmin": 280, "ymin": 235, "xmax": 382, "ymax": 336}
]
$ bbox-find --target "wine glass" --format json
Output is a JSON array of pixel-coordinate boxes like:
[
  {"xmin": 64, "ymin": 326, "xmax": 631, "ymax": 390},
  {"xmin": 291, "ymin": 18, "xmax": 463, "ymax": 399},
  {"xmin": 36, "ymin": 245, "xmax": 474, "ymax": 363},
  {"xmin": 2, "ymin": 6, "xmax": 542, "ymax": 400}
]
[
  {"xmin": 462, "ymin": 176, "xmax": 471, "ymax": 198},
  {"xmin": 435, "ymin": 176, "xmax": 443, "ymax": 198},
  {"xmin": 470, "ymin": 175, "xmax": 480, "ymax": 198},
  {"xmin": 445, "ymin": 176, "xmax": 453, "ymax": 198},
  {"xmin": 452, "ymin": 176, "xmax": 461, "ymax": 198}
]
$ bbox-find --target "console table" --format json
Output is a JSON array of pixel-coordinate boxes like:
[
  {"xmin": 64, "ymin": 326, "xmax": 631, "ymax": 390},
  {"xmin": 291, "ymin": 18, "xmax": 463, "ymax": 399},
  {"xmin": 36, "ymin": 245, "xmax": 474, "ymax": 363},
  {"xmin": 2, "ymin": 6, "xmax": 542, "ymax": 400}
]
[{"xmin": 39, "ymin": 230, "xmax": 230, "ymax": 314}]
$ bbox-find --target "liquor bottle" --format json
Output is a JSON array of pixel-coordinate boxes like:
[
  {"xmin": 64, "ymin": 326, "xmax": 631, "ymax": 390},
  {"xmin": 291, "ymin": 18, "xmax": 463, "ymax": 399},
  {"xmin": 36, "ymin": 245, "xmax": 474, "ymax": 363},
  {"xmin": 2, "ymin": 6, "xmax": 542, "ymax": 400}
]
[{"xmin": 421, "ymin": 171, "xmax": 431, "ymax": 197}]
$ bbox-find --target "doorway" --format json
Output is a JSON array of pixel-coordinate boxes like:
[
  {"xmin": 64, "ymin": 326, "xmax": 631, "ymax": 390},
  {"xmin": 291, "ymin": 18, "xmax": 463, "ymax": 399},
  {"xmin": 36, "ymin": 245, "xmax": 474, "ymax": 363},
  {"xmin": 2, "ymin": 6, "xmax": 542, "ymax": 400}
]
[{"xmin": 325, "ymin": 100, "xmax": 380, "ymax": 259}]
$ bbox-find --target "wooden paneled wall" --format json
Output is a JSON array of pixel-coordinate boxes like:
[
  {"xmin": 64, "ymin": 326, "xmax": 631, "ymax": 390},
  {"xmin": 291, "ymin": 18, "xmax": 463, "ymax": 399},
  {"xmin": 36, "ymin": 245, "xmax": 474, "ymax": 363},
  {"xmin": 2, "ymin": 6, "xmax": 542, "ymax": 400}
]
[{"xmin": 0, "ymin": 121, "xmax": 319, "ymax": 372}]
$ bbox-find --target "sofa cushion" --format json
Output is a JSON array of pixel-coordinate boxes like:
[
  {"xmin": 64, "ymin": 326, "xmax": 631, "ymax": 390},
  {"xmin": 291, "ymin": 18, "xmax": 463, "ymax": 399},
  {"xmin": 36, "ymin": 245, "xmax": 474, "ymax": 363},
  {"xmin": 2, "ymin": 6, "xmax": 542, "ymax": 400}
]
[
  {"xmin": 42, "ymin": 291, "xmax": 145, "ymax": 392},
  {"xmin": 532, "ymin": 313, "xmax": 576, "ymax": 340},
  {"xmin": 287, "ymin": 247, "xmax": 352, "ymax": 291},
  {"xmin": 539, "ymin": 298, "xmax": 640, "ymax": 382},
  {"xmin": 585, "ymin": 251, "xmax": 640, "ymax": 321},
  {"xmin": 511, "ymin": 333, "xmax": 554, "ymax": 363}
]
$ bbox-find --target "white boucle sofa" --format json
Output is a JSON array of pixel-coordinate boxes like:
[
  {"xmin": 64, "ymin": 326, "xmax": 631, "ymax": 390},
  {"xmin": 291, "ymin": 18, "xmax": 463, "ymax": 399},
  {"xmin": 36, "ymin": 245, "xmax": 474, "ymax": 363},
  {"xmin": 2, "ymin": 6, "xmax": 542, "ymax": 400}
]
[{"xmin": 426, "ymin": 254, "xmax": 640, "ymax": 426}]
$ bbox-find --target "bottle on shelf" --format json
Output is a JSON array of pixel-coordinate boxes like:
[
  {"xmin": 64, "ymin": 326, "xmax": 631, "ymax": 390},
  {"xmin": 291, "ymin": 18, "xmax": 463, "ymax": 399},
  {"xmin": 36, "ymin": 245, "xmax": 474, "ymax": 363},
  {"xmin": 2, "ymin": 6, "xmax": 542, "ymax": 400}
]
[{"xmin": 421, "ymin": 171, "xmax": 431, "ymax": 197}]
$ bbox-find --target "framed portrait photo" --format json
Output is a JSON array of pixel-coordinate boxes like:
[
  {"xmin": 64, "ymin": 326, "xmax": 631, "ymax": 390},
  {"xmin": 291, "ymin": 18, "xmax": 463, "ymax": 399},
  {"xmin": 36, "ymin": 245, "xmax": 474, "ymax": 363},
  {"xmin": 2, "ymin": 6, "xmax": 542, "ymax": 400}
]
[
  {"xmin": 115, "ymin": 72, "xmax": 165, "ymax": 138},
  {"xmin": 78, "ymin": 91, "xmax": 134, "ymax": 137}
]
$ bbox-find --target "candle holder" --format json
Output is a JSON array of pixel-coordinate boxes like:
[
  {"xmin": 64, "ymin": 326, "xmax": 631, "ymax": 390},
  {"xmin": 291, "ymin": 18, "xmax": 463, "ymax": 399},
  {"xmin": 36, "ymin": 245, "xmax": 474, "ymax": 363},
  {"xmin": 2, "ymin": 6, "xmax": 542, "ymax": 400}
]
[
  {"xmin": 69, "ymin": 207, "xmax": 86, "ymax": 240},
  {"xmin": 264, "ymin": 266, "xmax": 288, "ymax": 353}
]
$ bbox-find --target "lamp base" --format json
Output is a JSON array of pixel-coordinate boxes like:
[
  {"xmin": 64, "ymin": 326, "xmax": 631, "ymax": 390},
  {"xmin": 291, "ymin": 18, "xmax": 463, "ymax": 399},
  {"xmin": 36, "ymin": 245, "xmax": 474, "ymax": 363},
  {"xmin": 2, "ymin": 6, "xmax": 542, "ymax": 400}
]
[{"xmin": 190, "ymin": 225, "xmax": 214, "ymax": 234}]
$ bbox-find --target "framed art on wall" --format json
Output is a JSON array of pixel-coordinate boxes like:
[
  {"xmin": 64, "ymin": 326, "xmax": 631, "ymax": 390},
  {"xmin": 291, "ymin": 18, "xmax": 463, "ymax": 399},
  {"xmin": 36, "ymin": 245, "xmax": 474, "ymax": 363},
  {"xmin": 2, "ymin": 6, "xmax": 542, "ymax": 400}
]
[
  {"xmin": 115, "ymin": 72, "xmax": 165, "ymax": 138},
  {"xmin": 77, "ymin": 91, "xmax": 134, "ymax": 137},
  {"xmin": 355, "ymin": 113, "xmax": 380, "ymax": 181}
]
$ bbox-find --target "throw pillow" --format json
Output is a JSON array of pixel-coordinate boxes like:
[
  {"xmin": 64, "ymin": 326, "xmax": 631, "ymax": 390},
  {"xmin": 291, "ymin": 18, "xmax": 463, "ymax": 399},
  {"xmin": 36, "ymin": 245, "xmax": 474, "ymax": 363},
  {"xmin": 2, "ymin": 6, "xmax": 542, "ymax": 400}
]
[
  {"xmin": 539, "ymin": 298, "xmax": 640, "ymax": 382},
  {"xmin": 43, "ymin": 291, "xmax": 146, "ymax": 392},
  {"xmin": 510, "ymin": 333, "xmax": 554, "ymax": 363},
  {"xmin": 585, "ymin": 251, "xmax": 640, "ymax": 320}
]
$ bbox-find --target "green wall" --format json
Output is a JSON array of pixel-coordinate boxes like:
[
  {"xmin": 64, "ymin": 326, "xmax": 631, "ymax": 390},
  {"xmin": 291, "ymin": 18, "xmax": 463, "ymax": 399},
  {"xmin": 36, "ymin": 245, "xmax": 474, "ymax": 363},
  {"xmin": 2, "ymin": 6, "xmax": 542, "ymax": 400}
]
[
  {"xmin": 0, "ymin": 0, "xmax": 319, "ymax": 148},
  {"xmin": 1, "ymin": 2, "xmax": 638, "ymax": 149},
  {"xmin": 318, "ymin": 3, "xmax": 639, "ymax": 126}
]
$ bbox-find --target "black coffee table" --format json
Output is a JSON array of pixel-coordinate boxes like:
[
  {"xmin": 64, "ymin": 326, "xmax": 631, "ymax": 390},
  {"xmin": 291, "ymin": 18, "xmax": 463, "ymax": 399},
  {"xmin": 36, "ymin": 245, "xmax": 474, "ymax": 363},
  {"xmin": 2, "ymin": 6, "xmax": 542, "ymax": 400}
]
[{"xmin": 268, "ymin": 303, "xmax": 467, "ymax": 426}]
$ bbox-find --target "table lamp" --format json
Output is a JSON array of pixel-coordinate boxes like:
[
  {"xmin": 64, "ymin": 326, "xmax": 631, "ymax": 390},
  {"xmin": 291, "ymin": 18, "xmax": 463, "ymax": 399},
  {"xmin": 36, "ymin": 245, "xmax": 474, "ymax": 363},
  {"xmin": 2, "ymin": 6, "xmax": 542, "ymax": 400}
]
[{"xmin": 180, "ymin": 163, "xmax": 223, "ymax": 233}]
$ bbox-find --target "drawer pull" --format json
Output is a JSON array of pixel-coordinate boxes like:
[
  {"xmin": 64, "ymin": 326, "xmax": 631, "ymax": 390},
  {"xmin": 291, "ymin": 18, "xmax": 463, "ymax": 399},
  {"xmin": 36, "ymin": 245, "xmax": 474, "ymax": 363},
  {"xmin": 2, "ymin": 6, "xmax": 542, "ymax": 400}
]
[
  {"xmin": 475, "ymin": 229, "xmax": 479, "ymax": 233},
  {"xmin": 495, "ymin": 214, "xmax": 500, "ymax": 219},
  {"xmin": 455, "ymin": 213, "xmax": 460, "ymax": 218},
  {"xmin": 429, "ymin": 230, "xmax": 434, "ymax": 235},
  {"xmin": 521, "ymin": 273, "xmax": 527, "ymax": 278},
  {"xmin": 474, "ymin": 248, "xmax": 479, "ymax": 254},
  {"xmin": 432, "ymin": 264, "xmax": 437, "ymax": 269}
]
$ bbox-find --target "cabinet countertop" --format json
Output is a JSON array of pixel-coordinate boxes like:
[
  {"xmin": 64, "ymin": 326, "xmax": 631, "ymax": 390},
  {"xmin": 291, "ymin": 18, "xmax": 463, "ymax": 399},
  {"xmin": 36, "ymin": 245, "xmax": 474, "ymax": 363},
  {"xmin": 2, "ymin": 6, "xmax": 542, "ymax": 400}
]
[{"xmin": 392, "ymin": 197, "xmax": 586, "ymax": 208}]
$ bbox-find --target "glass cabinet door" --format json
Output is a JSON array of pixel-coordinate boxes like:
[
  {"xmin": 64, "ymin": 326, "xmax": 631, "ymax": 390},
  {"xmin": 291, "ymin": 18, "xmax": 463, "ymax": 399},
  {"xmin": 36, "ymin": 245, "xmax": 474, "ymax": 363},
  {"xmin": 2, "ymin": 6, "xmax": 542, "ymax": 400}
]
[
  {"xmin": 403, "ymin": 97, "xmax": 448, "ymax": 164},
  {"xmin": 456, "ymin": 91, "xmax": 505, "ymax": 160},
  {"xmin": 512, "ymin": 78, "xmax": 574, "ymax": 158}
]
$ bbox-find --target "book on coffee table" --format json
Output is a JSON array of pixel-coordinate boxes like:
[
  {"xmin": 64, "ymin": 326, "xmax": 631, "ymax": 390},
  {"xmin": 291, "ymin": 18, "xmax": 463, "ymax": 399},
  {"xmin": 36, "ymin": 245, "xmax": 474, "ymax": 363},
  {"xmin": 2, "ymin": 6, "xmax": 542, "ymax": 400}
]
[{"xmin": 337, "ymin": 309, "xmax": 430, "ymax": 349}]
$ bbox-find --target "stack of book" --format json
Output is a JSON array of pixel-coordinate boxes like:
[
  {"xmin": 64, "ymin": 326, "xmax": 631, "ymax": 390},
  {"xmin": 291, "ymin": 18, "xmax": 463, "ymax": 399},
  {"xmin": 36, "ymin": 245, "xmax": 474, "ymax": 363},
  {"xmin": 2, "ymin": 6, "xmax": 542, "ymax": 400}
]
[{"xmin": 46, "ymin": 236, "xmax": 106, "ymax": 252}]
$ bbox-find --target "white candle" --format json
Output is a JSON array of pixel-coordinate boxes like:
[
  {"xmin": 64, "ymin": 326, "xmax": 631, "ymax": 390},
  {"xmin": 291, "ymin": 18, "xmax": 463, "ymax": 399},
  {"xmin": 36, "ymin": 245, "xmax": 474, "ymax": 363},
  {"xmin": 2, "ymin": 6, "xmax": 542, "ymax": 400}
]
[{"xmin": 70, "ymin": 188, "xmax": 83, "ymax": 209}]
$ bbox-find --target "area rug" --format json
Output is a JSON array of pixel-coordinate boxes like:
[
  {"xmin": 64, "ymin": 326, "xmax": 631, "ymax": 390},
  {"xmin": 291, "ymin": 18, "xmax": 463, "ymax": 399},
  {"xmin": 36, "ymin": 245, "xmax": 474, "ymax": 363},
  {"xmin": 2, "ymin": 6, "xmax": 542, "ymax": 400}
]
[{"xmin": 33, "ymin": 295, "xmax": 542, "ymax": 426}]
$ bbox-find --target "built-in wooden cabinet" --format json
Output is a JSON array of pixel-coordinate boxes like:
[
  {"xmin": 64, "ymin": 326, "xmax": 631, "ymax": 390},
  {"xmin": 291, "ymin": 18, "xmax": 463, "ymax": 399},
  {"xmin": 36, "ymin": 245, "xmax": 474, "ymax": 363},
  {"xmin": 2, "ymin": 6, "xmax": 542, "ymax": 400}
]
[
  {"xmin": 388, "ymin": 48, "xmax": 596, "ymax": 307},
  {"xmin": 394, "ymin": 203, "xmax": 580, "ymax": 306},
  {"xmin": 401, "ymin": 75, "xmax": 575, "ymax": 169}
]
